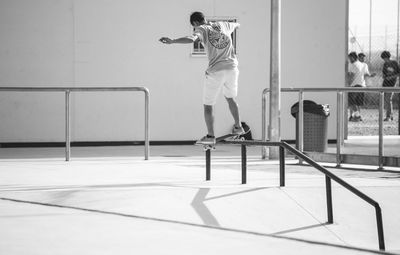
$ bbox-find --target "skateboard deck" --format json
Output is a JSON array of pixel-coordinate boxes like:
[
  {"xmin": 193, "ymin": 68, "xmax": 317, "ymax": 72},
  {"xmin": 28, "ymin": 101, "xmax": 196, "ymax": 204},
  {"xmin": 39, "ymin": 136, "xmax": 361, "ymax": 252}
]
[{"xmin": 196, "ymin": 133, "xmax": 244, "ymax": 151}]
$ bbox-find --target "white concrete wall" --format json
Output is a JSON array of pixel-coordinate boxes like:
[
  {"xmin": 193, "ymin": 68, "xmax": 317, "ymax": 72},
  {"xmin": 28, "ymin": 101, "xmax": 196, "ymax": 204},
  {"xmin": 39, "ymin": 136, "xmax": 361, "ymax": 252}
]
[
  {"xmin": 0, "ymin": 0, "xmax": 346, "ymax": 143},
  {"xmin": 0, "ymin": 0, "xmax": 74, "ymax": 142},
  {"xmin": 280, "ymin": 0, "xmax": 347, "ymax": 139}
]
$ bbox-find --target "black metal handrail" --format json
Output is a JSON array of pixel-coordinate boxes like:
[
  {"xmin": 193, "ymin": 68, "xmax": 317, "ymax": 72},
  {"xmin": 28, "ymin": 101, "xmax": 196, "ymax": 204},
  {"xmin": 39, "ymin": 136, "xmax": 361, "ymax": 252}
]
[
  {"xmin": 206, "ymin": 139, "xmax": 385, "ymax": 251},
  {"xmin": 280, "ymin": 141, "xmax": 385, "ymax": 251}
]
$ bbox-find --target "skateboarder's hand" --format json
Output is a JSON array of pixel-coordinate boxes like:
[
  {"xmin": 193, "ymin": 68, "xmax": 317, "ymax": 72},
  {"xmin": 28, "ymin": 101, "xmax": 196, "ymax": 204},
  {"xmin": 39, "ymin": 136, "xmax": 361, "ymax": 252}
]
[{"xmin": 159, "ymin": 37, "xmax": 173, "ymax": 44}]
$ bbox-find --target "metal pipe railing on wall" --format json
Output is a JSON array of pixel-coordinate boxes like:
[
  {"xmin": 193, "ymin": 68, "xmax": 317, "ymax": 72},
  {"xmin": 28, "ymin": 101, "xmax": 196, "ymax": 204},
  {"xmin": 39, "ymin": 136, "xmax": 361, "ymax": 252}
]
[
  {"xmin": 336, "ymin": 92, "xmax": 344, "ymax": 167},
  {"xmin": 0, "ymin": 87, "xmax": 150, "ymax": 160},
  {"xmin": 379, "ymin": 92, "xmax": 384, "ymax": 170},
  {"xmin": 262, "ymin": 87, "xmax": 400, "ymax": 169}
]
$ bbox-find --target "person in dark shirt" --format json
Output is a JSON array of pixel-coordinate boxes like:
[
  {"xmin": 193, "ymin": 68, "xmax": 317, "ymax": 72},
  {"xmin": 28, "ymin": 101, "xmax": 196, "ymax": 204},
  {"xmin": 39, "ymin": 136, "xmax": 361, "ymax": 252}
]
[{"xmin": 381, "ymin": 51, "xmax": 399, "ymax": 121}]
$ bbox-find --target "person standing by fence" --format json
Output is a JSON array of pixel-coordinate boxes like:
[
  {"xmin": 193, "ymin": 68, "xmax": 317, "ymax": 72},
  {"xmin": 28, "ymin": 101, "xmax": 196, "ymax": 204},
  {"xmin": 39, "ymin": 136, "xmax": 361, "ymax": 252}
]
[
  {"xmin": 358, "ymin": 53, "xmax": 376, "ymax": 79},
  {"xmin": 348, "ymin": 52, "xmax": 369, "ymax": 121},
  {"xmin": 380, "ymin": 51, "xmax": 399, "ymax": 121}
]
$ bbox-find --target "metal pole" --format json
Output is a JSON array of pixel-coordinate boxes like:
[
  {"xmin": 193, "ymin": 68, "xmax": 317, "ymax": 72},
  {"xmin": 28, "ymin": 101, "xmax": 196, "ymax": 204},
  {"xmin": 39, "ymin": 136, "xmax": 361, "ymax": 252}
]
[
  {"xmin": 241, "ymin": 145, "xmax": 247, "ymax": 184},
  {"xmin": 144, "ymin": 89, "xmax": 150, "ymax": 160},
  {"xmin": 298, "ymin": 91, "xmax": 304, "ymax": 152},
  {"xmin": 345, "ymin": 0, "xmax": 350, "ymax": 140},
  {"xmin": 378, "ymin": 92, "xmax": 384, "ymax": 170},
  {"xmin": 369, "ymin": 0, "xmax": 372, "ymax": 62},
  {"xmin": 397, "ymin": 0, "xmax": 400, "ymax": 62},
  {"xmin": 65, "ymin": 90, "xmax": 71, "ymax": 161},
  {"xmin": 336, "ymin": 92, "xmax": 343, "ymax": 167},
  {"xmin": 385, "ymin": 26, "xmax": 388, "ymax": 50},
  {"xmin": 206, "ymin": 150, "xmax": 211, "ymax": 181},
  {"xmin": 298, "ymin": 91, "xmax": 304, "ymax": 164},
  {"xmin": 375, "ymin": 205, "xmax": 386, "ymax": 250},
  {"xmin": 279, "ymin": 146, "xmax": 285, "ymax": 187},
  {"xmin": 262, "ymin": 90, "xmax": 268, "ymax": 159},
  {"xmin": 268, "ymin": 0, "xmax": 281, "ymax": 159},
  {"xmin": 325, "ymin": 176, "xmax": 333, "ymax": 224},
  {"xmin": 341, "ymin": 92, "xmax": 345, "ymax": 147},
  {"xmin": 397, "ymin": 0, "xmax": 400, "ymax": 135}
]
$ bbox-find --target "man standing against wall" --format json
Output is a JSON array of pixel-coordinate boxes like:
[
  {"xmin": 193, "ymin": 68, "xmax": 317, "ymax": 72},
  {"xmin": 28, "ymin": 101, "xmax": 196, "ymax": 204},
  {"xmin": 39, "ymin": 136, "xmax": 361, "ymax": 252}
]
[
  {"xmin": 159, "ymin": 12, "xmax": 244, "ymax": 145},
  {"xmin": 381, "ymin": 51, "xmax": 399, "ymax": 121}
]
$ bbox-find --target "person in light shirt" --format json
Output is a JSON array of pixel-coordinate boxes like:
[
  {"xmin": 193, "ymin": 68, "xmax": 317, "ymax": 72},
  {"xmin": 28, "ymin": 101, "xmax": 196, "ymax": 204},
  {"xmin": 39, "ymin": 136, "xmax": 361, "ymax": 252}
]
[
  {"xmin": 348, "ymin": 52, "xmax": 370, "ymax": 121},
  {"xmin": 358, "ymin": 53, "xmax": 376, "ymax": 79},
  {"xmin": 159, "ymin": 12, "xmax": 244, "ymax": 145}
]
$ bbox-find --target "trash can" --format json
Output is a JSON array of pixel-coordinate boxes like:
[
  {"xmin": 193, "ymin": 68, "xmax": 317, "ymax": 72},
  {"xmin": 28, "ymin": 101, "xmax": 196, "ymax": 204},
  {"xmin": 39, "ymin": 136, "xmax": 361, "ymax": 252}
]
[{"xmin": 291, "ymin": 100, "xmax": 330, "ymax": 152}]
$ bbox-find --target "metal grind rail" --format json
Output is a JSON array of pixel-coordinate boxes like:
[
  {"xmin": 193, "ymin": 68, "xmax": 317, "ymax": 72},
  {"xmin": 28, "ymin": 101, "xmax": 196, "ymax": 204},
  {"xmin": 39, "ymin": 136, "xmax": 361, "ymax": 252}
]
[
  {"xmin": 204, "ymin": 140, "xmax": 385, "ymax": 251},
  {"xmin": 0, "ymin": 87, "xmax": 150, "ymax": 160}
]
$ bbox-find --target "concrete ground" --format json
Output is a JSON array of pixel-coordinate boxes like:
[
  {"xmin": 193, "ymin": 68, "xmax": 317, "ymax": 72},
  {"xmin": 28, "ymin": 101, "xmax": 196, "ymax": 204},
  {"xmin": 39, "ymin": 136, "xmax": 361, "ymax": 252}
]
[
  {"xmin": 0, "ymin": 145, "xmax": 399, "ymax": 255},
  {"xmin": 327, "ymin": 136, "xmax": 400, "ymax": 157}
]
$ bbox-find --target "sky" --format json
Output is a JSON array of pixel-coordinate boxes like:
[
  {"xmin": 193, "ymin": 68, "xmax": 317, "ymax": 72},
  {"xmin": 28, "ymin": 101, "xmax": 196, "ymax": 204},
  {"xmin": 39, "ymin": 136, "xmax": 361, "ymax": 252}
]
[
  {"xmin": 349, "ymin": 0, "xmax": 400, "ymax": 52},
  {"xmin": 350, "ymin": 0, "xmax": 399, "ymax": 35}
]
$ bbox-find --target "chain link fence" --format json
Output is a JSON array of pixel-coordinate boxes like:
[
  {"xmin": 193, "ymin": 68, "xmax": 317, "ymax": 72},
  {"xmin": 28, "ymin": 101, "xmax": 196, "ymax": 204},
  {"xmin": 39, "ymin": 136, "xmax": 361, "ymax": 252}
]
[
  {"xmin": 347, "ymin": 93, "xmax": 399, "ymax": 136},
  {"xmin": 348, "ymin": 30, "xmax": 400, "ymax": 136}
]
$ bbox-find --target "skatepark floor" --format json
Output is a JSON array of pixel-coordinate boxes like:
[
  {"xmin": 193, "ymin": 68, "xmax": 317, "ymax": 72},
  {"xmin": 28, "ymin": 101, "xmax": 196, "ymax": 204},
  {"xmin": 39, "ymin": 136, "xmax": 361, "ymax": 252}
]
[{"xmin": 0, "ymin": 145, "xmax": 399, "ymax": 255}]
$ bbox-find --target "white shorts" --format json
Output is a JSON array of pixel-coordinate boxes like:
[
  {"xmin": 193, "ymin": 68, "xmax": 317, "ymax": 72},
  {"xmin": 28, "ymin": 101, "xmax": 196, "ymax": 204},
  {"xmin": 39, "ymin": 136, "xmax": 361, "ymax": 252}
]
[{"xmin": 203, "ymin": 68, "xmax": 239, "ymax": 106}]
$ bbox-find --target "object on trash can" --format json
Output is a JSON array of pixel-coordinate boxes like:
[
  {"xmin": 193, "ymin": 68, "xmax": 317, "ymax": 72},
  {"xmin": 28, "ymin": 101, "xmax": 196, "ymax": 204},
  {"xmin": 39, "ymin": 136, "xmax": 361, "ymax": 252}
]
[
  {"xmin": 290, "ymin": 100, "xmax": 330, "ymax": 117},
  {"xmin": 291, "ymin": 100, "xmax": 329, "ymax": 152}
]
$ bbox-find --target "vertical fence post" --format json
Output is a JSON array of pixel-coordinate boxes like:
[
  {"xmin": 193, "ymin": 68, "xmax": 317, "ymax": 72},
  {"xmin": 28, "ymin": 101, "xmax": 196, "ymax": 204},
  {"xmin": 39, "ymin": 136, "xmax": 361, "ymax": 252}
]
[
  {"xmin": 206, "ymin": 150, "xmax": 211, "ymax": 181},
  {"xmin": 65, "ymin": 90, "xmax": 71, "ymax": 161},
  {"xmin": 241, "ymin": 145, "xmax": 247, "ymax": 184},
  {"xmin": 336, "ymin": 91, "xmax": 343, "ymax": 167},
  {"xmin": 144, "ymin": 89, "xmax": 150, "ymax": 160},
  {"xmin": 262, "ymin": 90, "xmax": 268, "ymax": 159},
  {"xmin": 341, "ymin": 92, "xmax": 345, "ymax": 147},
  {"xmin": 279, "ymin": 146, "xmax": 285, "ymax": 187},
  {"xmin": 378, "ymin": 92, "xmax": 384, "ymax": 170},
  {"xmin": 298, "ymin": 90, "xmax": 304, "ymax": 164},
  {"xmin": 325, "ymin": 176, "xmax": 333, "ymax": 224}
]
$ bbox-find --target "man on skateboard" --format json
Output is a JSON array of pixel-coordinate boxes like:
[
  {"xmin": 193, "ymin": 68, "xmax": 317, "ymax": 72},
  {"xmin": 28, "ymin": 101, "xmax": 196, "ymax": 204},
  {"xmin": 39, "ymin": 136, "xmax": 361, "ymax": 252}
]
[{"xmin": 159, "ymin": 11, "xmax": 245, "ymax": 146}]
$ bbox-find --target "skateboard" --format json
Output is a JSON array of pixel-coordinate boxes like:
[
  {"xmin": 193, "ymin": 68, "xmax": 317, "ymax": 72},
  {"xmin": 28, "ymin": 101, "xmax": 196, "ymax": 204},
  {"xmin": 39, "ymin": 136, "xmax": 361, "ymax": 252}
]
[{"xmin": 196, "ymin": 133, "xmax": 245, "ymax": 151}]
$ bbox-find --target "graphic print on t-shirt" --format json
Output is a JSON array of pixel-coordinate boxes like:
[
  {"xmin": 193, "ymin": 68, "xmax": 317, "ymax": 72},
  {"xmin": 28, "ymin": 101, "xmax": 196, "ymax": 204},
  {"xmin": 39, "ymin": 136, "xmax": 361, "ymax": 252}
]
[
  {"xmin": 208, "ymin": 25, "xmax": 230, "ymax": 49},
  {"xmin": 386, "ymin": 67, "xmax": 395, "ymax": 74}
]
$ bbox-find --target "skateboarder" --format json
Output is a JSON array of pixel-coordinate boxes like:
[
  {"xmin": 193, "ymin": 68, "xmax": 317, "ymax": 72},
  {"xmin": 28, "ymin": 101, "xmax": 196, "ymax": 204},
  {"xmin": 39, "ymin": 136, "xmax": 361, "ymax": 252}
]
[{"xmin": 159, "ymin": 11, "xmax": 244, "ymax": 145}]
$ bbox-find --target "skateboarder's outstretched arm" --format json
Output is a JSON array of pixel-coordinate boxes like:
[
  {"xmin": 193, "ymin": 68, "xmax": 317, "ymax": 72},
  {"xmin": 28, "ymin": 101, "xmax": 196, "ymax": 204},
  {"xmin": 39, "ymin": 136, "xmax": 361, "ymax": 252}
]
[{"xmin": 159, "ymin": 35, "xmax": 199, "ymax": 44}]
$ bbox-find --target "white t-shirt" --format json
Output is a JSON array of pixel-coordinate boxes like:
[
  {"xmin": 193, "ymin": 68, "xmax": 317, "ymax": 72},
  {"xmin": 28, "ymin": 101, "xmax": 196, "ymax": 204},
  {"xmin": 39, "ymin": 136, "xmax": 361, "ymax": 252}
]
[
  {"xmin": 194, "ymin": 22, "xmax": 239, "ymax": 73},
  {"xmin": 348, "ymin": 60, "xmax": 369, "ymax": 87},
  {"xmin": 361, "ymin": 62, "xmax": 371, "ymax": 76}
]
